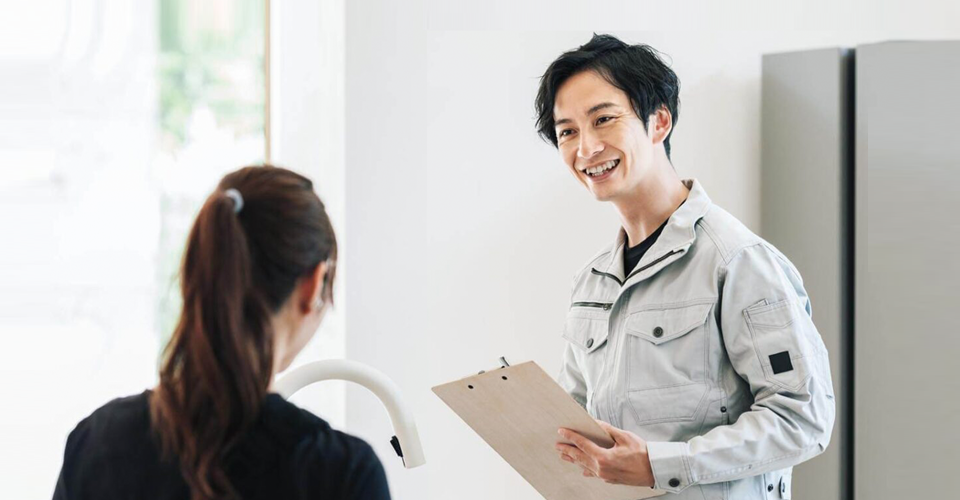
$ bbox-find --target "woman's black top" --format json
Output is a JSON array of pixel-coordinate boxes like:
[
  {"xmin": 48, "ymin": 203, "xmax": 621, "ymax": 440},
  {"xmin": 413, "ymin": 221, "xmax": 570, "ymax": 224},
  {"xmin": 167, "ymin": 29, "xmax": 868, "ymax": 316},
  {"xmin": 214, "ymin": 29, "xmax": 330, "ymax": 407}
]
[{"xmin": 53, "ymin": 390, "xmax": 390, "ymax": 500}]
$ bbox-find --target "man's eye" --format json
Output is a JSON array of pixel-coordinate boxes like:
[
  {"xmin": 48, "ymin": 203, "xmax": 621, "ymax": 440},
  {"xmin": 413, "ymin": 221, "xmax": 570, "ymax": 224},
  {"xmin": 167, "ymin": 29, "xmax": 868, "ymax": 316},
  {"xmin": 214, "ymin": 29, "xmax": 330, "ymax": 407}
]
[
  {"xmin": 558, "ymin": 129, "xmax": 574, "ymax": 138},
  {"xmin": 596, "ymin": 116, "xmax": 613, "ymax": 125}
]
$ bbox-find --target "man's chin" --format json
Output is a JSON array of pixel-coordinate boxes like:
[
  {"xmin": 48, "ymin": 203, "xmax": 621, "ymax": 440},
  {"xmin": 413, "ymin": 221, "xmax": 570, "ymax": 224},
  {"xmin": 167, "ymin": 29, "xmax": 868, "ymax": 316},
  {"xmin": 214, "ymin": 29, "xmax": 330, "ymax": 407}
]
[{"xmin": 590, "ymin": 188, "xmax": 615, "ymax": 202}]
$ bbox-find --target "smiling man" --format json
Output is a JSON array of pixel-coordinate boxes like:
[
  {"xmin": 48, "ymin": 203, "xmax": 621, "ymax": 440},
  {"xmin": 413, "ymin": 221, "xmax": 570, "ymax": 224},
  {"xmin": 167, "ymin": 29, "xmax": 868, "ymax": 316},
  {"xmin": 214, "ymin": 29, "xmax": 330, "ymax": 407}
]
[{"xmin": 537, "ymin": 34, "xmax": 835, "ymax": 499}]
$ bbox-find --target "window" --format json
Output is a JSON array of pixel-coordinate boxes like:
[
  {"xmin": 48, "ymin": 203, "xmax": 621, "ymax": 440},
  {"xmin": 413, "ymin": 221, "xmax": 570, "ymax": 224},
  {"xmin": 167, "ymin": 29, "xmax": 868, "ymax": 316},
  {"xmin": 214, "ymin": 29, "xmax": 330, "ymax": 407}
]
[
  {"xmin": 154, "ymin": 0, "xmax": 266, "ymax": 340},
  {"xmin": 0, "ymin": 1, "xmax": 344, "ymax": 497}
]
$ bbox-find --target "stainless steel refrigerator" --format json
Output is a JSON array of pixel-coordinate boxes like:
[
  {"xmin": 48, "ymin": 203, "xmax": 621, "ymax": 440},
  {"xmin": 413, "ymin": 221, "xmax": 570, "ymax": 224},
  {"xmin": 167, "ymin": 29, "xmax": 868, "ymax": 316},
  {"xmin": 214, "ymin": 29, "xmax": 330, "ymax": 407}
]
[{"xmin": 761, "ymin": 41, "xmax": 960, "ymax": 500}]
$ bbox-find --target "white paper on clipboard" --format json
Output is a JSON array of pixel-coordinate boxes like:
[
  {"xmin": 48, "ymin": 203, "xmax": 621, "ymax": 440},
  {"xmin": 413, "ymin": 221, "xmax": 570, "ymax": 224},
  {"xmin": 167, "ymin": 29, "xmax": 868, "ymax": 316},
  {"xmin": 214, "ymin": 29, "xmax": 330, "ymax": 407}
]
[{"xmin": 432, "ymin": 360, "xmax": 664, "ymax": 500}]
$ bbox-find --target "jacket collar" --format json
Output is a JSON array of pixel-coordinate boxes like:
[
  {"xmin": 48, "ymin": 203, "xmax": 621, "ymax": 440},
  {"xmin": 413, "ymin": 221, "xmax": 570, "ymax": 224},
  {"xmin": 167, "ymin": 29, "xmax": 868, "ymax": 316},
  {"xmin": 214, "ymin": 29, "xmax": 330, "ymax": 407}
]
[{"xmin": 594, "ymin": 178, "xmax": 712, "ymax": 285}]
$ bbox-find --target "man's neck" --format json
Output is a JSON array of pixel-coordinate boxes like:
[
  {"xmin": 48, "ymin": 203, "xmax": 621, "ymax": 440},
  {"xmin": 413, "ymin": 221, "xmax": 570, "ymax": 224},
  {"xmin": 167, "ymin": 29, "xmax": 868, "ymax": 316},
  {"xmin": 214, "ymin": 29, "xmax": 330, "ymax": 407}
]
[{"xmin": 613, "ymin": 160, "xmax": 690, "ymax": 247}]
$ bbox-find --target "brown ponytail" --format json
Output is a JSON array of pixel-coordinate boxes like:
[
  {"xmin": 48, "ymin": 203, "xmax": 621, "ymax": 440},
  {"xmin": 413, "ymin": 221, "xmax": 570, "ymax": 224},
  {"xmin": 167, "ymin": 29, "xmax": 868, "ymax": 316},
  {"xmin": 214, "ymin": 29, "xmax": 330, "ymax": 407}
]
[{"xmin": 150, "ymin": 165, "xmax": 337, "ymax": 500}]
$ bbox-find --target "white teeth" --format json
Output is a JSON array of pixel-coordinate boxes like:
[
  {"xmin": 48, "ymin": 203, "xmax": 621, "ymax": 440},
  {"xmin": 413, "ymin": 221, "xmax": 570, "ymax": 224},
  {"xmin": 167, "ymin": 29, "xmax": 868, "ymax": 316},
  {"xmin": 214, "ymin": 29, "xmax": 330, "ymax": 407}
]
[{"xmin": 585, "ymin": 159, "xmax": 619, "ymax": 176}]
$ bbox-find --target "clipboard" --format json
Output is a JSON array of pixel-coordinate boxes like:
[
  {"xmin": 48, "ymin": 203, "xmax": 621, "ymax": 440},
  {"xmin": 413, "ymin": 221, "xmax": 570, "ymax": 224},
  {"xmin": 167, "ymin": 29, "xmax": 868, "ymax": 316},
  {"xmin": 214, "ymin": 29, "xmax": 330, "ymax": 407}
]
[{"xmin": 432, "ymin": 360, "xmax": 663, "ymax": 500}]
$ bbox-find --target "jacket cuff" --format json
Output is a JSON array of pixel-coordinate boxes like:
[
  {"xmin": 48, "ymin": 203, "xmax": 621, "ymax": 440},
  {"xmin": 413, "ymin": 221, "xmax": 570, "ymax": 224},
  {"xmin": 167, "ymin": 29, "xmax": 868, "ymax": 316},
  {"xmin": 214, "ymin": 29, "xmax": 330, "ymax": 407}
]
[{"xmin": 647, "ymin": 441, "xmax": 694, "ymax": 493}]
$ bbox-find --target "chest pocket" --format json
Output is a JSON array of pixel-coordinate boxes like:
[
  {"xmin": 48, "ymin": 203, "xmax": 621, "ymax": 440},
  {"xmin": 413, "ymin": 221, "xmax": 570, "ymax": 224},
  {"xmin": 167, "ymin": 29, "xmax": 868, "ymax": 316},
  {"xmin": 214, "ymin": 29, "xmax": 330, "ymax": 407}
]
[
  {"xmin": 562, "ymin": 303, "xmax": 611, "ymax": 395},
  {"xmin": 562, "ymin": 303, "xmax": 611, "ymax": 354},
  {"xmin": 622, "ymin": 303, "xmax": 713, "ymax": 425}
]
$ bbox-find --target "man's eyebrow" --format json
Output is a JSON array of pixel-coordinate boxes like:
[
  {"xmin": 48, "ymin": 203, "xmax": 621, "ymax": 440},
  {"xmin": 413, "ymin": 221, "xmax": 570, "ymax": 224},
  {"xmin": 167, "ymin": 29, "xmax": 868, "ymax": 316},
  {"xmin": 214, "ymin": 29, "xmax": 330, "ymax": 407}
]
[
  {"xmin": 554, "ymin": 102, "xmax": 621, "ymax": 128},
  {"xmin": 586, "ymin": 102, "xmax": 619, "ymax": 116}
]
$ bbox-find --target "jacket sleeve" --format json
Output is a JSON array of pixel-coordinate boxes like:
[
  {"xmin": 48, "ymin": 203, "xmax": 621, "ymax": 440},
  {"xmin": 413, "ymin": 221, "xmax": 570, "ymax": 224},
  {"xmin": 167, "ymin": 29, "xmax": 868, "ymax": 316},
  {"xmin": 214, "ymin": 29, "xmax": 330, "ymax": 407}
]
[{"xmin": 646, "ymin": 243, "xmax": 836, "ymax": 493}]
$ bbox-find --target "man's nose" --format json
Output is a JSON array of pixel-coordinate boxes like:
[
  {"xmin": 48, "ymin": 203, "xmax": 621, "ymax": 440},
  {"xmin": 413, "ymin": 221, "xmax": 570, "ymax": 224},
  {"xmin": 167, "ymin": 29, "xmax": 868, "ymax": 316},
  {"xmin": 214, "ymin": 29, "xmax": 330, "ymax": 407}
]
[{"xmin": 577, "ymin": 129, "xmax": 604, "ymax": 159}]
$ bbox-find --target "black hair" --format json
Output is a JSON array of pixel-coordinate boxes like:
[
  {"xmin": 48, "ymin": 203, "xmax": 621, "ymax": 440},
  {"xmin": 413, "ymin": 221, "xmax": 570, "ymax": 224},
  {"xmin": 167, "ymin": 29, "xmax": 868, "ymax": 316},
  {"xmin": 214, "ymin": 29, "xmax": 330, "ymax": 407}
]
[{"xmin": 535, "ymin": 33, "xmax": 681, "ymax": 159}]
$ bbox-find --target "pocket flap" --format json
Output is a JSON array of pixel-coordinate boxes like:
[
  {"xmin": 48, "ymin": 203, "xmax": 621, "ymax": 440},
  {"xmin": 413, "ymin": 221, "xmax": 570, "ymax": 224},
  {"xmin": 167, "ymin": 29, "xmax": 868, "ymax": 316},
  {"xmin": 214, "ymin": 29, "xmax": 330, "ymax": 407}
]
[
  {"xmin": 744, "ymin": 298, "xmax": 814, "ymax": 392},
  {"xmin": 625, "ymin": 303, "xmax": 713, "ymax": 345},
  {"xmin": 562, "ymin": 308, "xmax": 609, "ymax": 354},
  {"xmin": 744, "ymin": 298, "xmax": 798, "ymax": 328}
]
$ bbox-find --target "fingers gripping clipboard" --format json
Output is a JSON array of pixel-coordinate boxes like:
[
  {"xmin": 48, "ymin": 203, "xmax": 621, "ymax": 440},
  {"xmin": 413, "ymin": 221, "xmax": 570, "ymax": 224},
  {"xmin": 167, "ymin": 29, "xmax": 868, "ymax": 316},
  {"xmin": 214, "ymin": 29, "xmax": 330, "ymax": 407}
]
[{"xmin": 432, "ymin": 361, "xmax": 663, "ymax": 500}]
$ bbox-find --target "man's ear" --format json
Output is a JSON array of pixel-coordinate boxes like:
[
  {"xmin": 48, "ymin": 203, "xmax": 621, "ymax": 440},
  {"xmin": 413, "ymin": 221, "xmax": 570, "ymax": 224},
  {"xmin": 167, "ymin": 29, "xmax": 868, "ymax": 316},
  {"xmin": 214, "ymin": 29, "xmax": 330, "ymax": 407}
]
[
  {"xmin": 649, "ymin": 106, "xmax": 673, "ymax": 145},
  {"xmin": 296, "ymin": 261, "xmax": 327, "ymax": 314}
]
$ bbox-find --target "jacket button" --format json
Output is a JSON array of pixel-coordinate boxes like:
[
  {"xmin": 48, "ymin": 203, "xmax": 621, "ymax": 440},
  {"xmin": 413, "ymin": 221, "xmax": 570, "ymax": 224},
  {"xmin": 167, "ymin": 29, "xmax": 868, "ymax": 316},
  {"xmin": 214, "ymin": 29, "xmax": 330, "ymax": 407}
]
[
  {"xmin": 767, "ymin": 484, "xmax": 774, "ymax": 492},
  {"xmin": 720, "ymin": 406, "xmax": 727, "ymax": 413},
  {"xmin": 586, "ymin": 338, "xmax": 594, "ymax": 348},
  {"xmin": 653, "ymin": 326, "xmax": 664, "ymax": 338},
  {"xmin": 668, "ymin": 478, "xmax": 680, "ymax": 488}
]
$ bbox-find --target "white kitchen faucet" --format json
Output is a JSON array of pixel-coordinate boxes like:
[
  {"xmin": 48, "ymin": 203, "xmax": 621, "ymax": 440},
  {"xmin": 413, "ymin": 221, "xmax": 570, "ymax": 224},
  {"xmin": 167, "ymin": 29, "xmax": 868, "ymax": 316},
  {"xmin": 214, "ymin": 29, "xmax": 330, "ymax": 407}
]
[{"xmin": 274, "ymin": 359, "xmax": 426, "ymax": 469}]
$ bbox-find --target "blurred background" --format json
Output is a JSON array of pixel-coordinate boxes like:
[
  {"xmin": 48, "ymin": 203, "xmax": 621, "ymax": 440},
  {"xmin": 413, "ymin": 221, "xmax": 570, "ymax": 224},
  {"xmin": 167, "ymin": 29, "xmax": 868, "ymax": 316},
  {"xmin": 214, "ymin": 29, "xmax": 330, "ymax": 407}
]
[
  {"xmin": 1, "ymin": 0, "xmax": 958, "ymax": 499},
  {"xmin": 0, "ymin": 0, "xmax": 347, "ymax": 495}
]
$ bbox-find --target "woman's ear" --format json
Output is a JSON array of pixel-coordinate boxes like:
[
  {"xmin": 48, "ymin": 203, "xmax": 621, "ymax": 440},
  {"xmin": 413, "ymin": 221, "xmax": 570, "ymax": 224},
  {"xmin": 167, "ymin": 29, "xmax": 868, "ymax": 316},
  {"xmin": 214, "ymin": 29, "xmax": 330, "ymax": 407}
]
[{"xmin": 296, "ymin": 261, "xmax": 327, "ymax": 314}]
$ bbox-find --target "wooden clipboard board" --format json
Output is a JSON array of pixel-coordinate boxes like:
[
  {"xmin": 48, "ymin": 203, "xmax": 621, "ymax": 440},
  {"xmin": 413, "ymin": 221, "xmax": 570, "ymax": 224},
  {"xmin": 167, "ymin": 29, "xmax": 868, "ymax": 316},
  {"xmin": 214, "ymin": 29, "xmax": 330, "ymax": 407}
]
[{"xmin": 432, "ymin": 361, "xmax": 663, "ymax": 500}]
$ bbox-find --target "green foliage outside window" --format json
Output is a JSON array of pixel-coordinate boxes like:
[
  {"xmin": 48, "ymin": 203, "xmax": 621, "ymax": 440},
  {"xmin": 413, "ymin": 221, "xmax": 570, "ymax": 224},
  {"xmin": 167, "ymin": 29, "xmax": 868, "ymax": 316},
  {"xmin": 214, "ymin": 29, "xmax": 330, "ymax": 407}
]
[{"xmin": 155, "ymin": 0, "xmax": 265, "ymax": 344}]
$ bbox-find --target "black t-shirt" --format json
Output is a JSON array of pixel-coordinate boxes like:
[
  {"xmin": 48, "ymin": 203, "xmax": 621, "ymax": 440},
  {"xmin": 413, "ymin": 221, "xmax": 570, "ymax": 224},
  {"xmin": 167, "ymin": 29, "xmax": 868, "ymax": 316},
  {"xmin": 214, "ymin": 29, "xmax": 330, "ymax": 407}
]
[
  {"xmin": 53, "ymin": 390, "xmax": 390, "ymax": 500},
  {"xmin": 623, "ymin": 219, "xmax": 669, "ymax": 276}
]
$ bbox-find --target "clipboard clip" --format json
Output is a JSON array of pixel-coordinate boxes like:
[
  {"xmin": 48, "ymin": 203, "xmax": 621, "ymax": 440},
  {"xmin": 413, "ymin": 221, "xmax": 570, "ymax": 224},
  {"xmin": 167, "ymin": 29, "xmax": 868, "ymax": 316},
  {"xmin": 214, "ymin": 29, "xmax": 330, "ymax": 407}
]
[{"xmin": 478, "ymin": 357, "xmax": 511, "ymax": 375}]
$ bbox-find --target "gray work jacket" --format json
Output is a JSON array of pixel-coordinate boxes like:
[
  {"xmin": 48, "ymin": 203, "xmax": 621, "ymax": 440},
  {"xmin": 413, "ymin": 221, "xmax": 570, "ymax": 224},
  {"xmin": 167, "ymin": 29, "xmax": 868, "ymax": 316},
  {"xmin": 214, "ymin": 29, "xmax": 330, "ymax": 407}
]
[{"xmin": 558, "ymin": 179, "xmax": 835, "ymax": 500}]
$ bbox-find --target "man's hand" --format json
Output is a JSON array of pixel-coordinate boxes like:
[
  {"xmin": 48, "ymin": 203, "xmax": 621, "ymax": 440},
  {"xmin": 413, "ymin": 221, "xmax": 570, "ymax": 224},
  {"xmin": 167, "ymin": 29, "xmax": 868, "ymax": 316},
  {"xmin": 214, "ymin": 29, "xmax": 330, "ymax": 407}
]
[{"xmin": 555, "ymin": 420, "xmax": 655, "ymax": 487}]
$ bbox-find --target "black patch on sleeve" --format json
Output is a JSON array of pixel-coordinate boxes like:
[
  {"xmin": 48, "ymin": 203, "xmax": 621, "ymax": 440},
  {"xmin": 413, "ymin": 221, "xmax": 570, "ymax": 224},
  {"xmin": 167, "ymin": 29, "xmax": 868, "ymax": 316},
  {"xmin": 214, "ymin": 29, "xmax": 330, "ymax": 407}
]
[{"xmin": 770, "ymin": 351, "xmax": 794, "ymax": 374}]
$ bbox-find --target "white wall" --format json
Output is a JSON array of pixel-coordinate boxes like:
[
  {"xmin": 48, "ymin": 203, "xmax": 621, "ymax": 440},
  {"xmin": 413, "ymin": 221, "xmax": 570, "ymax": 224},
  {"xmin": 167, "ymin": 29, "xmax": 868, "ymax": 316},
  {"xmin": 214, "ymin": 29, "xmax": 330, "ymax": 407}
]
[
  {"xmin": 341, "ymin": 1, "xmax": 960, "ymax": 498},
  {"xmin": 0, "ymin": 2, "xmax": 160, "ymax": 496},
  {"xmin": 270, "ymin": 0, "xmax": 348, "ymax": 431}
]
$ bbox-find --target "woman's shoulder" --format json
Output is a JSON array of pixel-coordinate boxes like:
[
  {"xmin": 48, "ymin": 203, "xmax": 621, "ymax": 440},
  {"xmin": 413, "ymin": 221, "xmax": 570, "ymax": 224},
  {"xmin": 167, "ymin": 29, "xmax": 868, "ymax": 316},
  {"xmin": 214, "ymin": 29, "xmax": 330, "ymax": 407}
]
[
  {"xmin": 260, "ymin": 394, "xmax": 379, "ymax": 461},
  {"xmin": 67, "ymin": 391, "xmax": 153, "ymax": 451},
  {"xmin": 259, "ymin": 395, "xmax": 390, "ymax": 497},
  {"xmin": 60, "ymin": 391, "xmax": 389, "ymax": 498},
  {"xmin": 58, "ymin": 390, "xmax": 164, "ymax": 493}
]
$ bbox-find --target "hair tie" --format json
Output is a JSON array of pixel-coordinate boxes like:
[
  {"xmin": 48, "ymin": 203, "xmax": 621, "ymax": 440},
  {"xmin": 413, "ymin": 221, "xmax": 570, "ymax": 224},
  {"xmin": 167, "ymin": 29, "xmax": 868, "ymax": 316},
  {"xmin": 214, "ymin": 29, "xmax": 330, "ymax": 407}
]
[{"xmin": 224, "ymin": 188, "xmax": 244, "ymax": 214}]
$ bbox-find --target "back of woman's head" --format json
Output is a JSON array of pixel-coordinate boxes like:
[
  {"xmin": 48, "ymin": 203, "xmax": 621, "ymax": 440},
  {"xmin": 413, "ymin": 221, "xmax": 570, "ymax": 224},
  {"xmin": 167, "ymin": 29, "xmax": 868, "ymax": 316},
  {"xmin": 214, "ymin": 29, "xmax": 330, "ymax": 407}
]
[{"xmin": 150, "ymin": 165, "xmax": 337, "ymax": 500}]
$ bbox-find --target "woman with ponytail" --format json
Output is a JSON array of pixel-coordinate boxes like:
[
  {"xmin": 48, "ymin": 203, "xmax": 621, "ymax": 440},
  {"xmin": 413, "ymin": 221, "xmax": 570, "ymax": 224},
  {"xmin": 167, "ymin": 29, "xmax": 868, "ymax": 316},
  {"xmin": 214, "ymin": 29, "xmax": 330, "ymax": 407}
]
[{"xmin": 54, "ymin": 165, "xmax": 390, "ymax": 500}]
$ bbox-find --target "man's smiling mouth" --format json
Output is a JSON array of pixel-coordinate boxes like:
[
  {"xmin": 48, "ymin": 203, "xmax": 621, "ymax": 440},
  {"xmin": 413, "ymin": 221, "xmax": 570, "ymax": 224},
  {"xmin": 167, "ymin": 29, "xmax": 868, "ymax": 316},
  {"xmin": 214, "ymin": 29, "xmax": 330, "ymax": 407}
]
[{"xmin": 583, "ymin": 159, "xmax": 620, "ymax": 177}]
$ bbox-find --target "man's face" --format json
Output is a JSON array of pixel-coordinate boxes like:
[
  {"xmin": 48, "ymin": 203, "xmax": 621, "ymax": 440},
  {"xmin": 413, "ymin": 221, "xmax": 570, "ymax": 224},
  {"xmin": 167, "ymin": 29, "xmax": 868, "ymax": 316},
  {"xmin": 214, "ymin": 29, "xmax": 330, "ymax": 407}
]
[{"xmin": 553, "ymin": 70, "xmax": 665, "ymax": 202}]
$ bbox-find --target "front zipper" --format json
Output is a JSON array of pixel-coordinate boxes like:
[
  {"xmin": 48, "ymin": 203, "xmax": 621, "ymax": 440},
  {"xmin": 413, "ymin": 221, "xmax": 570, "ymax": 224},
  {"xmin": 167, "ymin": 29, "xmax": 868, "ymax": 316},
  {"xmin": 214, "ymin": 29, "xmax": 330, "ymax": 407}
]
[
  {"xmin": 625, "ymin": 248, "xmax": 684, "ymax": 281},
  {"xmin": 590, "ymin": 268, "xmax": 623, "ymax": 286},
  {"xmin": 590, "ymin": 248, "xmax": 685, "ymax": 287},
  {"xmin": 586, "ymin": 246, "xmax": 685, "ymax": 431},
  {"xmin": 570, "ymin": 301, "xmax": 612, "ymax": 310}
]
